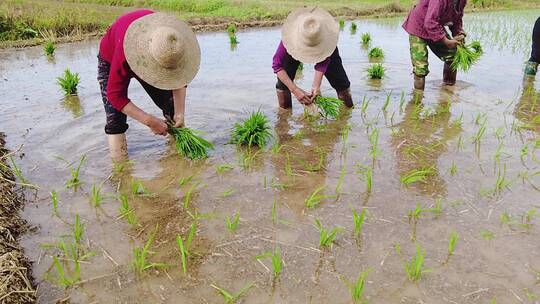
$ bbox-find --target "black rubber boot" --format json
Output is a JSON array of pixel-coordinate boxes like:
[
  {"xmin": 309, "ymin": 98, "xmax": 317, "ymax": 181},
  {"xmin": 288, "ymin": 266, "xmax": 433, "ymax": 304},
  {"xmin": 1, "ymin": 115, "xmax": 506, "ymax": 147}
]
[
  {"xmin": 337, "ymin": 88, "xmax": 354, "ymax": 108},
  {"xmin": 276, "ymin": 89, "xmax": 292, "ymax": 109},
  {"xmin": 443, "ymin": 63, "xmax": 457, "ymax": 85}
]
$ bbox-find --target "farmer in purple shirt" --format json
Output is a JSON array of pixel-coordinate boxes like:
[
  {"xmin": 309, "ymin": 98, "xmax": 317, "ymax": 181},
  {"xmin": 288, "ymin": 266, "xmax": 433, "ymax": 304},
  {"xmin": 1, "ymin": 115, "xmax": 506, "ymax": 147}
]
[
  {"xmin": 524, "ymin": 17, "xmax": 540, "ymax": 77},
  {"xmin": 272, "ymin": 6, "xmax": 353, "ymax": 109},
  {"xmin": 403, "ymin": 0, "xmax": 467, "ymax": 90}
]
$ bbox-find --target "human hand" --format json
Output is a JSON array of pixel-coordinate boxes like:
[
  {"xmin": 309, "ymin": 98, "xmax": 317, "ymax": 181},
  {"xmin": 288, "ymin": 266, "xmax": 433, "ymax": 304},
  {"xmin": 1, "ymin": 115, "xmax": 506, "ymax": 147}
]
[
  {"xmin": 443, "ymin": 37, "xmax": 460, "ymax": 49},
  {"xmin": 310, "ymin": 87, "xmax": 321, "ymax": 102},
  {"xmin": 292, "ymin": 87, "xmax": 312, "ymax": 105},
  {"xmin": 146, "ymin": 115, "xmax": 168, "ymax": 136},
  {"xmin": 454, "ymin": 34, "xmax": 466, "ymax": 44},
  {"xmin": 173, "ymin": 113, "xmax": 185, "ymax": 128}
]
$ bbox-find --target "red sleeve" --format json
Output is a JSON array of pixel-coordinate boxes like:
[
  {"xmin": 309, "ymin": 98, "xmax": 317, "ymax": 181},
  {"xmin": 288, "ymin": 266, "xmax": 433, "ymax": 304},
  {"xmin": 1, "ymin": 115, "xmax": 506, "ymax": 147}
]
[
  {"xmin": 106, "ymin": 46, "xmax": 132, "ymax": 111},
  {"xmin": 423, "ymin": 0, "xmax": 447, "ymax": 42}
]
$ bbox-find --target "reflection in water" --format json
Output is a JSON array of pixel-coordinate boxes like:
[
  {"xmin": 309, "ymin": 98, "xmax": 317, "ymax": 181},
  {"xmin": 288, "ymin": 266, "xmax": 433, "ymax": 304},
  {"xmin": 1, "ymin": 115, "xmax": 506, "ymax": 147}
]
[
  {"xmin": 391, "ymin": 90, "xmax": 461, "ymax": 198},
  {"xmin": 271, "ymin": 108, "xmax": 352, "ymax": 217},
  {"xmin": 60, "ymin": 95, "xmax": 84, "ymax": 118}
]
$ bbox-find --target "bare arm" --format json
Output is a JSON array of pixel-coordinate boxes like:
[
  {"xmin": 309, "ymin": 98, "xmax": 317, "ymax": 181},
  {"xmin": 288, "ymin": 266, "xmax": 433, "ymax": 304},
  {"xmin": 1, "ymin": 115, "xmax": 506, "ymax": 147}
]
[
  {"xmin": 276, "ymin": 70, "xmax": 311, "ymax": 104},
  {"xmin": 172, "ymin": 87, "xmax": 186, "ymax": 128},
  {"xmin": 121, "ymin": 102, "xmax": 168, "ymax": 136},
  {"xmin": 311, "ymin": 71, "xmax": 324, "ymax": 101}
]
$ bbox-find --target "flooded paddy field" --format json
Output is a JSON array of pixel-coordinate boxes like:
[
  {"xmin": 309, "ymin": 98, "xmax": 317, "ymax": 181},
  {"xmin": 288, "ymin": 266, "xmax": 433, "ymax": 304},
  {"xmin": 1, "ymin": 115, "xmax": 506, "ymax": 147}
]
[{"xmin": 1, "ymin": 10, "xmax": 540, "ymax": 303}]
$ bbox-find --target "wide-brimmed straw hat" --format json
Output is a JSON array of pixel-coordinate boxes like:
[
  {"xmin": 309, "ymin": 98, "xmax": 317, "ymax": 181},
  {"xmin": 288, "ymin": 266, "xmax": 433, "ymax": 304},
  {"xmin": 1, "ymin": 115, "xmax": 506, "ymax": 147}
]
[
  {"xmin": 124, "ymin": 13, "xmax": 201, "ymax": 90},
  {"xmin": 281, "ymin": 6, "xmax": 339, "ymax": 64}
]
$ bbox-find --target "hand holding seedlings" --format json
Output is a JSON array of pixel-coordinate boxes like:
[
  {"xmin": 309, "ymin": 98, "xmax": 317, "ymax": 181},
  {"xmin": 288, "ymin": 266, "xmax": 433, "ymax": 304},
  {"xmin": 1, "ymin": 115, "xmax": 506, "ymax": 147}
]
[
  {"xmin": 293, "ymin": 86, "xmax": 312, "ymax": 105},
  {"xmin": 443, "ymin": 37, "xmax": 461, "ymax": 49}
]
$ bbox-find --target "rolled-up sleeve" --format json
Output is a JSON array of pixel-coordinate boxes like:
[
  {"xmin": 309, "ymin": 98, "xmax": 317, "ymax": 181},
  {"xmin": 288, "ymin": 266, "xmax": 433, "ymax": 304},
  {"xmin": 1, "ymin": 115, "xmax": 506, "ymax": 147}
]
[
  {"xmin": 314, "ymin": 57, "xmax": 331, "ymax": 73},
  {"xmin": 106, "ymin": 48, "xmax": 132, "ymax": 111},
  {"xmin": 423, "ymin": 0, "xmax": 447, "ymax": 41},
  {"xmin": 272, "ymin": 41, "xmax": 287, "ymax": 73}
]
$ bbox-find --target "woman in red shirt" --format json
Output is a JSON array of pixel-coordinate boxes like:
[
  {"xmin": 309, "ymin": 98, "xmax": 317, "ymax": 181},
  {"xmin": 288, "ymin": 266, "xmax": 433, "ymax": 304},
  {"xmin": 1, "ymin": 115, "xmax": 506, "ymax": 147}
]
[{"xmin": 98, "ymin": 10, "xmax": 200, "ymax": 160}]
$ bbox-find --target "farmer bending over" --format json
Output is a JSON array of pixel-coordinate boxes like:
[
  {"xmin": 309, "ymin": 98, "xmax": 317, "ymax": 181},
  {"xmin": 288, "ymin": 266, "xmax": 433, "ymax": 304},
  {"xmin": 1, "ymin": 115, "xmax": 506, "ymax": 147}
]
[
  {"xmin": 402, "ymin": 0, "xmax": 467, "ymax": 90},
  {"xmin": 98, "ymin": 10, "xmax": 201, "ymax": 160},
  {"xmin": 525, "ymin": 17, "xmax": 540, "ymax": 77},
  {"xmin": 272, "ymin": 7, "xmax": 353, "ymax": 109}
]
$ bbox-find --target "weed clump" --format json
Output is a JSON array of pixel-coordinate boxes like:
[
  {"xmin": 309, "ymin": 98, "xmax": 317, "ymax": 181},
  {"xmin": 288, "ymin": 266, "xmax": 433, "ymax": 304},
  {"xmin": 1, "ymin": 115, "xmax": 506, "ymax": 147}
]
[
  {"xmin": 451, "ymin": 40, "xmax": 483, "ymax": 72},
  {"xmin": 57, "ymin": 69, "xmax": 80, "ymax": 95},
  {"xmin": 168, "ymin": 126, "xmax": 213, "ymax": 160},
  {"xmin": 314, "ymin": 96, "xmax": 342, "ymax": 119},
  {"xmin": 367, "ymin": 63, "xmax": 385, "ymax": 79},
  {"xmin": 368, "ymin": 47, "xmax": 384, "ymax": 59},
  {"xmin": 231, "ymin": 110, "xmax": 272, "ymax": 148}
]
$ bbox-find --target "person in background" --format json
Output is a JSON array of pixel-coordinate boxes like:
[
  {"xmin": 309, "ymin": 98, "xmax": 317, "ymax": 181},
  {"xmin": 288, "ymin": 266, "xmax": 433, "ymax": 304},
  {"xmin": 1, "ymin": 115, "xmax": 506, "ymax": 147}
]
[
  {"xmin": 98, "ymin": 9, "xmax": 201, "ymax": 161},
  {"xmin": 524, "ymin": 17, "xmax": 540, "ymax": 77},
  {"xmin": 402, "ymin": 0, "xmax": 467, "ymax": 90},
  {"xmin": 272, "ymin": 6, "xmax": 353, "ymax": 110}
]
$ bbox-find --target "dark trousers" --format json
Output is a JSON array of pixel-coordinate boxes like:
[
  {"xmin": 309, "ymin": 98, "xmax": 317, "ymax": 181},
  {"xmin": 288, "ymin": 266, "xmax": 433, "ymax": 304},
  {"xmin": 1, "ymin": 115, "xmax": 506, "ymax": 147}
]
[
  {"xmin": 97, "ymin": 55, "xmax": 174, "ymax": 135},
  {"xmin": 275, "ymin": 47, "xmax": 351, "ymax": 92},
  {"xmin": 531, "ymin": 17, "xmax": 540, "ymax": 63}
]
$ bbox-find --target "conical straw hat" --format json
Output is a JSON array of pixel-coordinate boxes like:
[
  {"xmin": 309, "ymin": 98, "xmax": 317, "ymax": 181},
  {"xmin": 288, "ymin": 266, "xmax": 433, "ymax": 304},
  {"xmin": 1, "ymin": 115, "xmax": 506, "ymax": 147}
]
[
  {"xmin": 124, "ymin": 13, "xmax": 201, "ymax": 90},
  {"xmin": 281, "ymin": 7, "xmax": 339, "ymax": 64}
]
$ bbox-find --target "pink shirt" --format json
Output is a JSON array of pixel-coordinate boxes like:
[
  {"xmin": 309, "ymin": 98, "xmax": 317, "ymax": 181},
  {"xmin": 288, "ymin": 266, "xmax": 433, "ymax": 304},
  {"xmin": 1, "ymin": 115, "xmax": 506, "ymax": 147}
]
[
  {"xmin": 272, "ymin": 41, "xmax": 331, "ymax": 74},
  {"xmin": 99, "ymin": 9, "xmax": 154, "ymax": 111},
  {"xmin": 402, "ymin": 0, "xmax": 466, "ymax": 42}
]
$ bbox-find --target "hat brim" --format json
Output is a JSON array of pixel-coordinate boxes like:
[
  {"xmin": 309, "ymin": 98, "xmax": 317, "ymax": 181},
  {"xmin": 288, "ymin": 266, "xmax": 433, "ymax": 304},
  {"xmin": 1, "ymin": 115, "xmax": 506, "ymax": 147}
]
[
  {"xmin": 124, "ymin": 13, "xmax": 201, "ymax": 90},
  {"xmin": 282, "ymin": 7, "xmax": 339, "ymax": 64}
]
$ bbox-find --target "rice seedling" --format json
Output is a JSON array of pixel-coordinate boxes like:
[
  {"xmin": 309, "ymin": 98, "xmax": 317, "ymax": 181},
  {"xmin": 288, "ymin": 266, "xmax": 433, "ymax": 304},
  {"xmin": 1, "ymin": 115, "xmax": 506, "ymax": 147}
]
[
  {"xmin": 361, "ymin": 32, "xmax": 371, "ymax": 46},
  {"xmin": 499, "ymin": 211, "xmax": 511, "ymax": 225},
  {"xmin": 130, "ymin": 178, "xmax": 148, "ymax": 196},
  {"xmin": 51, "ymin": 255, "xmax": 80, "ymax": 287},
  {"xmin": 341, "ymin": 270, "xmax": 370, "ymax": 304},
  {"xmin": 472, "ymin": 117, "xmax": 487, "ymax": 145},
  {"xmin": 51, "ymin": 190, "xmax": 59, "ymax": 215},
  {"xmin": 118, "ymin": 194, "xmax": 137, "ymax": 226},
  {"xmin": 176, "ymin": 221, "xmax": 197, "ymax": 274},
  {"xmin": 368, "ymin": 128, "xmax": 380, "ymax": 159},
  {"xmin": 255, "ymin": 247, "xmax": 283, "ymax": 278},
  {"xmin": 489, "ymin": 298, "xmax": 497, "ymax": 304},
  {"xmin": 382, "ymin": 91, "xmax": 392, "ymax": 112},
  {"xmin": 360, "ymin": 96, "xmax": 370, "ymax": 114},
  {"xmin": 89, "ymin": 182, "xmax": 104, "ymax": 207},
  {"xmin": 451, "ymin": 40, "xmax": 483, "ymax": 72},
  {"xmin": 525, "ymin": 288, "xmax": 538, "ymax": 301},
  {"xmin": 221, "ymin": 188, "xmax": 235, "ymax": 198},
  {"xmin": 368, "ymin": 47, "xmax": 384, "ymax": 59},
  {"xmin": 351, "ymin": 207, "xmax": 367, "ymax": 237},
  {"xmin": 226, "ymin": 23, "xmax": 236, "ymax": 36},
  {"xmin": 271, "ymin": 195, "xmax": 278, "ymax": 225},
  {"xmin": 355, "ymin": 165, "xmax": 373, "ymax": 193},
  {"xmin": 57, "ymin": 69, "xmax": 80, "ymax": 95},
  {"xmin": 132, "ymin": 225, "xmax": 168, "ymax": 275},
  {"xmin": 449, "ymin": 162, "xmax": 458, "ymax": 176},
  {"xmin": 229, "ymin": 35, "xmax": 239, "ymax": 45},
  {"xmin": 44, "ymin": 40, "xmax": 55, "ymax": 56},
  {"xmin": 350, "ymin": 22, "xmax": 357, "ymax": 33},
  {"xmin": 367, "ymin": 63, "xmax": 385, "ymax": 79},
  {"xmin": 494, "ymin": 161, "xmax": 510, "ymax": 194},
  {"xmin": 480, "ymin": 229, "xmax": 494, "ymax": 241},
  {"xmin": 72, "ymin": 214, "xmax": 84, "ymax": 245},
  {"xmin": 339, "ymin": 19, "xmax": 345, "ymax": 30},
  {"xmin": 399, "ymin": 91, "xmax": 406, "ymax": 111},
  {"xmin": 183, "ymin": 182, "xmax": 200, "ymax": 209},
  {"xmin": 178, "ymin": 175, "xmax": 194, "ymax": 186},
  {"xmin": 270, "ymin": 143, "xmax": 285, "ymax": 154},
  {"xmin": 401, "ymin": 243, "xmax": 429, "ymax": 282},
  {"xmin": 210, "ymin": 282, "xmax": 253, "ymax": 304},
  {"xmin": 231, "ymin": 110, "xmax": 272, "ymax": 148},
  {"xmin": 57, "ymin": 155, "xmax": 85, "ymax": 190},
  {"xmin": 168, "ymin": 126, "xmax": 213, "ymax": 160},
  {"xmin": 315, "ymin": 218, "xmax": 342, "ymax": 248},
  {"xmin": 400, "ymin": 166, "xmax": 435, "ymax": 185},
  {"xmin": 314, "ymin": 96, "xmax": 342, "ymax": 119},
  {"xmin": 335, "ymin": 166, "xmax": 347, "ymax": 195},
  {"xmin": 216, "ymin": 163, "xmax": 234, "ymax": 174},
  {"xmin": 447, "ymin": 231, "xmax": 458, "ymax": 257},
  {"xmin": 305, "ymin": 185, "xmax": 331, "ymax": 209},
  {"xmin": 521, "ymin": 144, "xmax": 529, "ymax": 161},
  {"xmin": 8, "ymin": 156, "xmax": 28, "ymax": 184},
  {"xmin": 226, "ymin": 212, "xmax": 240, "ymax": 234}
]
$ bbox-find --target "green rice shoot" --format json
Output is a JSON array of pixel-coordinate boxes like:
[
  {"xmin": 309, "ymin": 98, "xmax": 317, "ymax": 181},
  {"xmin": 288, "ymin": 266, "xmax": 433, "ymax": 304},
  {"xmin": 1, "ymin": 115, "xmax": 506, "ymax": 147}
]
[
  {"xmin": 361, "ymin": 32, "xmax": 371, "ymax": 45},
  {"xmin": 255, "ymin": 247, "xmax": 283, "ymax": 278},
  {"xmin": 57, "ymin": 69, "xmax": 80, "ymax": 95},
  {"xmin": 339, "ymin": 19, "xmax": 345, "ymax": 30},
  {"xmin": 367, "ymin": 63, "xmax": 385, "ymax": 79},
  {"xmin": 226, "ymin": 23, "xmax": 237, "ymax": 36},
  {"xmin": 231, "ymin": 110, "xmax": 273, "ymax": 148},
  {"xmin": 168, "ymin": 126, "xmax": 213, "ymax": 160},
  {"xmin": 44, "ymin": 40, "xmax": 55, "ymax": 56},
  {"xmin": 314, "ymin": 95, "xmax": 342, "ymax": 119},
  {"xmin": 368, "ymin": 47, "xmax": 384, "ymax": 59},
  {"xmin": 211, "ymin": 282, "xmax": 253, "ymax": 304},
  {"xmin": 451, "ymin": 40, "xmax": 483, "ymax": 72},
  {"xmin": 341, "ymin": 270, "xmax": 370, "ymax": 304}
]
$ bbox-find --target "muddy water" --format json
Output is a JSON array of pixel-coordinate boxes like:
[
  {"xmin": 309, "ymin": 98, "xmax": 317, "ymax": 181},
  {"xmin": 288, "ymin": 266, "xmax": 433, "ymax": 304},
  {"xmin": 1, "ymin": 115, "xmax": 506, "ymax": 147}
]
[{"xmin": 2, "ymin": 10, "xmax": 540, "ymax": 303}]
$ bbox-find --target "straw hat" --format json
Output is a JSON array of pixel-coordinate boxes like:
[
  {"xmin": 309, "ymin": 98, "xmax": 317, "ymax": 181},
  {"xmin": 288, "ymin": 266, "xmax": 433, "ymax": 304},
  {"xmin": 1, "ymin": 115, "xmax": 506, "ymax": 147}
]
[
  {"xmin": 281, "ymin": 6, "xmax": 339, "ymax": 64},
  {"xmin": 124, "ymin": 13, "xmax": 201, "ymax": 90}
]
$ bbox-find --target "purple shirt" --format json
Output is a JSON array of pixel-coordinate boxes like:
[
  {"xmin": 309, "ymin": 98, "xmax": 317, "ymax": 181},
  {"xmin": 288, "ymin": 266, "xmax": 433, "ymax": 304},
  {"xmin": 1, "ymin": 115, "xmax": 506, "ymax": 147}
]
[
  {"xmin": 272, "ymin": 41, "xmax": 331, "ymax": 74},
  {"xmin": 402, "ymin": 0, "xmax": 466, "ymax": 42}
]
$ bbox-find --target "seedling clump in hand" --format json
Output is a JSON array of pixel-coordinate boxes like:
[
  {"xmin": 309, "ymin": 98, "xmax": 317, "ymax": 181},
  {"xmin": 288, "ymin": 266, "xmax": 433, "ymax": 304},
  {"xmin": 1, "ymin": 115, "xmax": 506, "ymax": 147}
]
[
  {"xmin": 314, "ymin": 96, "xmax": 342, "ymax": 119},
  {"xmin": 168, "ymin": 126, "xmax": 213, "ymax": 160},
  {"xmin": 451, "ymin": 40, "xmax": 483, "ymax": 72}
]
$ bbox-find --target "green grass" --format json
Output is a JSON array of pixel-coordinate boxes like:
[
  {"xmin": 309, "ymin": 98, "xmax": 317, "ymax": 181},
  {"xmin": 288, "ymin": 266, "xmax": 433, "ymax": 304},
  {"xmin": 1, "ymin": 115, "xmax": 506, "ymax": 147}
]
[
  {"xmin": 314, "ymin": 96, "xmax": 342, "ymax": 119},
  {"xmin": 231, "ymin": 110, "xmax": 272, "ymax": 148},
  {"xmin": 255, "ymin": 247, "xmax": 283, "ymax": 278},
  {"xmin": 168, "ymin": 126, "xmax": 213, "ymax": 160},
  {"xmin": 44, "ymin": 40, "xmax": 55, "ymax": 56},
  {"xmin": 367, "ymin": 63, "xmax": 385, "ymax": 79},
  {"xmin": 361, "ymin": 32, "xmax": 371, "ymax": 45},
  {"xmin": 368, "ymin": 47, "xmax": 384, "ymax": 59},
  {"xmin": 451, "ymin": 40, "xmax": 483, "ymax": 72},
  {"xmin": 132, "ymin": 225, "xmax": 168, "ymax": 275},
  {"xmin": 57, "ymin": 69, "xmax": 80, "ymax": 95},
  {"xmin": 210, "ymin": 282, "xmax": 253, "ymax": 304},
  {"xmin": 341, "ymin": 270, "xmax": 370, "ymax": 304}
]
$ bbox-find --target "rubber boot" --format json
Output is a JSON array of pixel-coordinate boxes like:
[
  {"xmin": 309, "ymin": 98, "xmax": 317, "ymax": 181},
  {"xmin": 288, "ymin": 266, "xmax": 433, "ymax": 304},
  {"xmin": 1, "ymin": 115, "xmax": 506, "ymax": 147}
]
[
  {"xmin": 337, "ymin": 88, "xmax": 354, "ymax": 108},
  {"xmin": 414, "ymin": 75, "xmax": 425, "ymax": 91},
  {"xmin": 276, "ymin": 89, "xmax": 292, "ymax": 109},
  {"xmin": 107, "ymin": 133, "xmax": 128, "ymax": 162},
  {"xmin": 443, "ymin": 63, "xmax": 457, "ymax": 85},
  {"xmin": 524, "ymin": 61, "xmax": 538, "ymax": 76}
]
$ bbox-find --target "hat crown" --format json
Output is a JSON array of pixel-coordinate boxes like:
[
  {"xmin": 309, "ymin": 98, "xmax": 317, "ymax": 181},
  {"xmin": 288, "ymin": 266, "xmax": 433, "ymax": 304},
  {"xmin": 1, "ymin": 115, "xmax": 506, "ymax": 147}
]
[
  {"xmin": 299, "ymin": 16, "xmax": 322, "ymax": 47},
  {"xmin": 150, "ymin": 27, "xmax": 184, "ymax": 69}
]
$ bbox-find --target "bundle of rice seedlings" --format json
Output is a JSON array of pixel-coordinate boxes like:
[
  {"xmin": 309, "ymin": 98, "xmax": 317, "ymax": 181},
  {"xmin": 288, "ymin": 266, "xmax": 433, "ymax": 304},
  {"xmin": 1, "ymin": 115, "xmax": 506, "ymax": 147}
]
[
  {"xmin": 57, "ymin": 69, "xmax": 80, "ymax": 95},
  {"xmin": 168, "ymin": 126, "xmax": 213, "ymax": 160},
  {"xmin": 361, "ymin": 33, "xmax": 371, "ymax": 45},
  {"xmin": 350, "ymin": 22, "xmax": 357, "ymax": 33},
  {"xmin": 338, "ymin": 19, "xmax": 345, "ymax": 30},
  {"xmin": 451, "ymin": 40, "xmax": 483, "ymax": 72},
  {"xmin": 44, "ymin": 40, "xmax": 55, "ymax": 56},
  {"xmin": 231, "ymin": 110, "xmax": 273, "ymax": 148},
  {"xmin": 367, "ymin": 63, "xmax": 385, "ymax": 79},
  {"xmin": 314, "ymin": 96, "xmax": 342, "ymax": 119},
  {"xmin": 368, "ymin": 47, "xmax": 384, "ymax": 59},
  {"xmin": 227, "ymin": 23, "xmax": 237, "ymax": 36}
]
